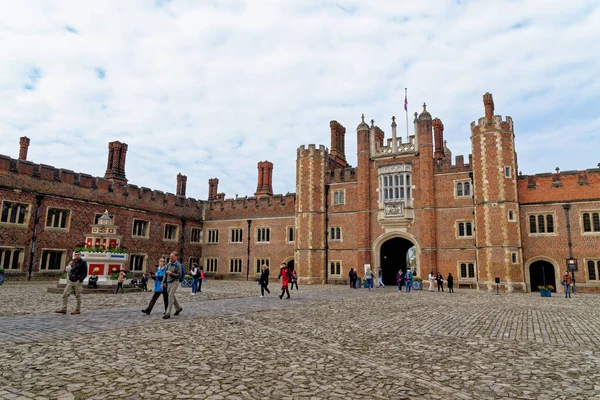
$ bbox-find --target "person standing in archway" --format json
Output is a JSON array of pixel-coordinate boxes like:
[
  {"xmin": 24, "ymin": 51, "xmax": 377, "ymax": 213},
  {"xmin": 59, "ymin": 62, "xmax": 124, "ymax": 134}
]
[
  {"xmin": 562, "ymin": 270, "xmax": 572, "ymax": 298},
  {"xmin": 396, "ymin": 269, "xmax": 404, "ymax": 292},
  {"xmin": 405, "ymin": 269, "xmax": 413, "ymax": 292},
  {"xmin": 377, "ymin": 267, "xmax": 385, "ymax": 288}
]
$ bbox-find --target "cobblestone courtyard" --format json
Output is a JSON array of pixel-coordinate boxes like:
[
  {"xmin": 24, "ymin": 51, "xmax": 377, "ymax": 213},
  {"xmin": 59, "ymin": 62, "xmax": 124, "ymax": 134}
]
[{"xmin": 0, "ymin": 281, "xmax": 599, "ymax": 400}]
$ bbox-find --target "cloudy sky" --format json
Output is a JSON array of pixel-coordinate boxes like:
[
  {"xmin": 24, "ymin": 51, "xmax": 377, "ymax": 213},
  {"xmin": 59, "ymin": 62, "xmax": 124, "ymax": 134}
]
[{"xmin": 1, "ymin": 0, "xmax": 599, "ymax": 200}]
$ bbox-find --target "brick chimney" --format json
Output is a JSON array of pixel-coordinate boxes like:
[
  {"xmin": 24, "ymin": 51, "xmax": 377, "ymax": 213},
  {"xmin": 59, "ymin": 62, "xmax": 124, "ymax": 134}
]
[
  {"xmin": 19, "ymin": 137, "xmax": 30, "ymax": 161},
  {"xmin": 254, "ymin": 161, "xmax": 273, "ymax": 197},
  {"xmin": 432, "ymin": 118, "xmax": 445, "ymax": 160},
  {"xmin": 104, "ymin": 141, "xmax": 128, "ymax": 184},
  {"xmin": 208, "ymin": 178, "xmax": 219, "ymax": 201},
  {"xmin": 483, "ymin": 92, "xmax": 494, "ymax": 123},
  {"xmin": 176, "ymin": 173, "xmax": 187, "ymax": 196}
]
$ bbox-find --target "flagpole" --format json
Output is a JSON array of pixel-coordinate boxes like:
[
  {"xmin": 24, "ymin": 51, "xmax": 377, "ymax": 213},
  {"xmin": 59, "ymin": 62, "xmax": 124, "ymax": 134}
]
[{"xmin": 405, "ymin": 88, "xmax": 409, "ymax": 141}]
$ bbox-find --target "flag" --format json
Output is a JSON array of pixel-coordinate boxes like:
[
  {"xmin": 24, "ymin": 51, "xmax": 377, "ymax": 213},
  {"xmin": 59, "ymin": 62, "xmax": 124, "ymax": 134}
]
[{"xmin": 404, "ymin": 89, "xmax": 408, "ymax": 111}]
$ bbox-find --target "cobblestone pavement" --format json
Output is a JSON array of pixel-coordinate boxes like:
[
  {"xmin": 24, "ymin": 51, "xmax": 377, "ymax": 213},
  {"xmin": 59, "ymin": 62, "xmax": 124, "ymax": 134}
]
[{"xmin": 0, "ymin": 281, "xmax": 599, "ymax": 399}]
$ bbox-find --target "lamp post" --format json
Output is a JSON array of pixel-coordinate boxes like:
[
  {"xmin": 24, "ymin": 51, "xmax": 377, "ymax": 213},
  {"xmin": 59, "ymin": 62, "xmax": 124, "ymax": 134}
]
[
  {"xmin": 563, "ymin": 204, "xmax": 576, "ymax": 294},
  {"xmin": 246, "ymin": 219, "xmax": 252, "ymax": 281}
]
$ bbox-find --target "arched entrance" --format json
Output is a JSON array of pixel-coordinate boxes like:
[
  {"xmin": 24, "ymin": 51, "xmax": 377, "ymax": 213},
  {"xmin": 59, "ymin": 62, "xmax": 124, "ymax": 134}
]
[
  {"xmin": 529, "ymin": 260, "xmax": 556, "ymax": 292},
  {"xmin": 380, "ymin": 238, "xmax": 415, "ymax": 286},
  {"xmin": 286, "ymin": 259, "xmax": 295, "ymax": 271}
]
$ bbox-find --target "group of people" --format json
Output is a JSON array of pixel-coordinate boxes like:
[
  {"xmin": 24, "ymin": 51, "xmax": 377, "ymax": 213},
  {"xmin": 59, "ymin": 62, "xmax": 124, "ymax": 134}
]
[{"xmin": 259, "ymin": 262, "xmax": 298, "ymax": 299}]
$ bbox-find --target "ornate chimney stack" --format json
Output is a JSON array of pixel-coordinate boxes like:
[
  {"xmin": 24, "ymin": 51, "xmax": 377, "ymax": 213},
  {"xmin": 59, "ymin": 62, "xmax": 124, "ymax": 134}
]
[
  {"xmin": 104, "ymin": 141, "xmax": 128, "ymax": 184},
  {"xmin": 432, "ymin": 118, "xmax": 445, "ymax": 160},
  {"xmin": 483, "ymin": 92, "xmax": 494, "ymax": 123},
  {"xmin": 176, "ymin": 173, "xmax": 187, "ymax": 196},
  {"xmin": 19, "ymin": 137, "xmax": 30, "ymax": 161},
  {"xmin": 208, "ymin": 178, "xmax": 219, "ymax": 201},
  {"xmin": 254, "ymin": 161, "xmax": 273, "ymax": 197}
]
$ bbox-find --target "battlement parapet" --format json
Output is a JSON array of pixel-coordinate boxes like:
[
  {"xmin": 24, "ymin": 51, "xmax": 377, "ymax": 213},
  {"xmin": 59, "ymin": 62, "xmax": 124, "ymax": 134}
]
[
  {"xmin": 435, "ymin": 154, "xmax": 473, "ymax": 174},
  {"xmin": 297, "ymin": 144, "xmax": 329, "ymax": 157},
  {"xmin": 470, "ymin": 115, "xmax": 514, "ymax": 134},
  {"xmin": 517, "ymin": 168, "xmax": 600, "ymax": 204},
  {"xmin": 205, "ymin": 192, "xmax": 296, "ymax": 219}
]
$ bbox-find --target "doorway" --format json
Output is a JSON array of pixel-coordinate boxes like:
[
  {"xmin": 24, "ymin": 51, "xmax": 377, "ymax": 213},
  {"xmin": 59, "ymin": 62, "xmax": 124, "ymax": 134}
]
[
  {"xmin": 529, "ymin": 260, "xmax": 556, "ymax": 292},
  {"xmin": 380, "ymin": 238, "xmax": 415, "ymax": 286}
]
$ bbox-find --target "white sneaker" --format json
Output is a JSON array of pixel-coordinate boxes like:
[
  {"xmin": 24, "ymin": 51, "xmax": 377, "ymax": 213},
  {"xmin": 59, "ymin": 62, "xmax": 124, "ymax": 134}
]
[
  {"xmin": 260, "ymin": 295, "xmax": 264, "ymax": 298},
  {"xmin": 191, "ymin": 293, "xmax": 196, "ymax": 295}
]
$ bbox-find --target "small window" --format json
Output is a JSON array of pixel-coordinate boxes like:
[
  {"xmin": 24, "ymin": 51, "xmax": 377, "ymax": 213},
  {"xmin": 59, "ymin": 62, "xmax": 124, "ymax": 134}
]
[
  {"xmin": 528, "ymin": 213, "xmax": 555, "ymax": 235},
  {"xmin": 329, "ymin": 226, "xmax": 342, "ymax": 241},
  {"xmin": 164, "ymin": 224, "xmax": 179, "ymax": 241},
  {"xmin": 256, "ymin": 227, "xmax": 270, "ymax": 243},
  {"xmin": 455, "ymin": 180, "xmax": 471, "ymax": 198},
  {"xmin": 205, "ymin": 258, "xmax": 218, "ymax": 273},
  {"xmin": 329, "ymin": 261, "xmax": 341, "ymax": 277},
  {"xmin": 229, "ymin": 258, "xmax": 242, "ymax": 273},
  {"xmin": 0, "ymin": 247, "xmax": 23, "ymax": 270},
  {"xmin": 46, "ymin": 208, "xmax": 70, "ymax": 229},
  {"xmin": 129, "ymin": 254, "xmax": 146, "ymax": 272},
  {"xmin": 511, "ymin": 252, "xmax": 518, "ymax": 264},
  {"xmin": 1, "ymin": 201, "xmax": 29, "ymax": 225},
  {"xmin": 333, "ymin": 190, "xmax": 345, "ymax": 205},
  {"xmin": 286, "ymin": 226, "xmax": 294, "ymax": 243},
  {"xmin": 255, "ymin": 258, "xmax": 269, "ymax": 273},
  {"xmin": 582, "ymin": 212, "xmax": 600, "ymax": 233},
  {"xmin": 230, "ymin": 228, "xmax": 243, "ymax": 243},
  {"xmin": 459, "ymin": 262, "xmax": 476, "ymax": 279},
  {"xmin": 508, "ymin": 210, "xmax": 515, "ymax": 222},
  {"xmin": 191, "ymin": 228, "xmax": 202, "ymax": 243},
  {"xmin": 132, "ymin": 219, "xmax": 149, "ymax": 238},
  {"xmin": 40, "ymin": 249, "xmax": 66, "ymax": 270},
  {"xmin": 504, "ymin": 167, "xmax": 511, "ymax": 178},
  {"xmin": 457, "ymin": 221, "xmax": 473, "ymax": 238},
  {"xmin": 207, "ymin": 229, "xmax": 219, "ymax": 244}
]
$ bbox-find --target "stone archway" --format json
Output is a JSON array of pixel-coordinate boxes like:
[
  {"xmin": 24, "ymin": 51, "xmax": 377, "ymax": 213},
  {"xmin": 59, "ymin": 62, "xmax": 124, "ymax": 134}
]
[
  {"xmin": 373, "ymin": 232, "xmax": 419, "ymax": 286},
  {"xmin": 529, "ymin": 260, "xmax": 557, "ymax": 292}
]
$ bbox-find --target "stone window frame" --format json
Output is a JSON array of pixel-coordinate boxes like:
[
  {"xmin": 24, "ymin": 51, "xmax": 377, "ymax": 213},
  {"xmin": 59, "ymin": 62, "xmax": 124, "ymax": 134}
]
[
  {"xmin": 205, "ymin": 258, "xmax": 218, "ymax": 273},
  {"xmin": 163, "ymin": 223, "xmax": 179, "ymax": 242},
  {"xmin": 129, "ymin": 254, "xmax": 147, "ymax": 272},
  {"xmin": 286, "ymin": 226, "xmax": 295, "ymax": 244},
  {"xmin": 229, "ymin": 258, "xmax": 243, "ymax": 274},
  {"xmin": 39, "ymin": 248, "xmax": 67, "ymax": 271},
  {"xmin": 332, "ymin": 189, "xmax": 346, "ymax": 205},
  {"xmin": 457, "ymin": 261, "xmax": 476, "ymax": 280},
  {"xmin": 0, "ymin": 200, "xmax": 31, "ymax": 227},
  {"xmin": 329, "ymin": 260, "xmax": 342, "ymax": 277},
  {"xmin": 580, "ymin": 211, "xmax": 600, "ymax": 235},
  {"xmin": 255, "ymin": 257, "xmax": 270, "ymax": 274},
  {"xmin": 504, "ymin": 166, "xmax": 512, "ymax": 179},
  {"xmin": 507, "ymin": 209, "xmax": 517, "ymax": 222},
  {"xmin": 511, "ymin": 252, "xmax": 519, "ymax": 264},
  {"xmin": 132, "ymin": 218, "xmax": 150, "ymax": 239},
  {"xmin": 585, "ymin": 259, "xmax": 600, "ymax": 281},
  {"xmin": 455, "ymin": 220, "xmax": 474, "ymax": 239},
  {"xmin": 45, "ymin": 207, "xmax": 71, "ymax": 230},
  {"xmin": 190, "ymin": 227, "xmax": 202, "ymax": 244},
  {"xmin": 0, "ymin": 246, "xmax": 25, "ymax": 271},
  {"xmin": 255, "ymin": 227, "xmax": 271, "ymax": 244},
  {"xmin": 329, "ymin": 226, "xmax": 342, "ymax": 241},
  {"xmin": 527, "ymin": 212, "xmax": 557, "ymax": 237},
  {"xmin": 454, "ymin": 179, "xmax": 472, "ymax": 199},
  {"xmin": 230, "ymin": 227, "xmax": 244, "ymax": 244},
  {"xmin": 207, "ymin": 229, "xmax": 219, "ymax": 244}
]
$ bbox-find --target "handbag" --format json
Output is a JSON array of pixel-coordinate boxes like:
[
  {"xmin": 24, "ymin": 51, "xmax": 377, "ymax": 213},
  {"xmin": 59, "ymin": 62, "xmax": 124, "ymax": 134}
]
[{"xmin": 561, "ymin": 281, "xmax": 565, "ymax": 286}]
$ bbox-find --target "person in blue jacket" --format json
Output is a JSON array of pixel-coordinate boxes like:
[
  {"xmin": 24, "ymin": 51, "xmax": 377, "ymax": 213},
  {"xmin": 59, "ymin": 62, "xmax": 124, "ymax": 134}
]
[{"xmin": 141, "ymin": 257, "xmax": 168, "ymax": 315}]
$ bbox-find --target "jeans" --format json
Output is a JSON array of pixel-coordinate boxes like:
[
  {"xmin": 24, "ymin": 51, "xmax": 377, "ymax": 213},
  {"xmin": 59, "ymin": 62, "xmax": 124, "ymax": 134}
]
[
  {"xmin": 191, "ymin": 278, "xmax": 199, "ymax": 293},
  {"xmin": 377, "ymin": 277, "xmax": 385, "ymax": 287},
  {"xmin": 406, "ymin": 282, "xmax": 412, "ymax": 292},
  {"xmin": 565, "ymin": 284, "xmax": 571, "ymax": 298}
]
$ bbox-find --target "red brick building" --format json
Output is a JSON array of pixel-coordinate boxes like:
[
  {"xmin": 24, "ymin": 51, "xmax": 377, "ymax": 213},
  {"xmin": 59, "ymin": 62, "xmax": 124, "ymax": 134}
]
[{"xmin": 1, "ymin": 93, "xmax": 599, "ymax": 292}]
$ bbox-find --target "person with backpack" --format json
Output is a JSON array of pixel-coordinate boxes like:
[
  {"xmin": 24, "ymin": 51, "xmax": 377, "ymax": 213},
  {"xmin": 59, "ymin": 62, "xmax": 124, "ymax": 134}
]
[
  {"xmin": 278, "ymin": 262, "xmax": 291, "ymax": 299},
  {"xmin": 162, "ymin": 251, "xmax": 183, "ymax": 319},
  {"xmin": 191, "ymin": 263, "xmax": 200, "ymax": 295}
]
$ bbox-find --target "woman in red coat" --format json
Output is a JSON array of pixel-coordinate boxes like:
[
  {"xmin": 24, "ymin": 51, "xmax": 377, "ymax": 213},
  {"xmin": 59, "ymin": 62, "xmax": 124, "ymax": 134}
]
[{"xmin": 278, "ymin": 262, "xmax": 291, "ymax": 299}]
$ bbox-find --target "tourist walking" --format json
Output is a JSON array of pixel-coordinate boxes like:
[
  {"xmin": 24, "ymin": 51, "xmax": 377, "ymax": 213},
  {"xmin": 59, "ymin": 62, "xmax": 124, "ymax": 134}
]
[
  {"xmin": 259, "ymin": 264, "xmax": 271, "ymax": 297},
  {"xmin": 142, "ymin": 257, "xmax": 169, "ymax": 315},
  {"xmin": 428, "ymin": 271, "xmax": 435, "ymax": 292},
  {"xmin": 365, "ymin": 268, "xmax": 374, "ymax": 291},
  {"xmin": 396, "ymin": 269, "xmax": 404, "ymax": 292},
  {"xmin": 290, "ymin": 268, "xmax": 299, "ymax": 290},
  {"xmin": 162, "ymin": 252, "xmax": 183, "ymax": 319},
  {"xmin": 437, "ymin": 273, "xmax": 444, "ymax": 292},
  {"xmin": 56, "ymin": 251, "xmax": 88, "ymax": 315},
  {"xmin": 278, "ymin": 262, "xmax": 291, "ymax": 299},
  {"xmin": 114, "ymin": 270, "xmax": 125, "ymax": 294},
  {"xmin": 562, "ymin": 271, "xmax": 572, "ymax": 298},
  {"xmin": 190, "ymin": 263, "xmax": 200, "ymax": 295},
  {"xmin": 405, "ymin": 269, "xmax": 413, "ymax": 292},
  {"xmin": 377, "ymin": 267, "xmax": 385, "ymax": 288},
  {"xmin": 447, "ymin": 273, "xmax": 454, "ymax": 293}
]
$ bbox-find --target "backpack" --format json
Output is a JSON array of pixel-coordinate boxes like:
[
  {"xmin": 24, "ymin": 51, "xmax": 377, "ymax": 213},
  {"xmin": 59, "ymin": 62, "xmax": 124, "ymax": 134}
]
[{"xmin": 179, "ymin": 263, "xmax": 186, "ymax": 282}]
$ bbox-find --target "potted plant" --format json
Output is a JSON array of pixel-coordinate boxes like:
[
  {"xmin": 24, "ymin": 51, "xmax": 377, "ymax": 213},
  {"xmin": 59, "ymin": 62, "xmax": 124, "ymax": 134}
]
[
  {"xmin": 0, "ymin": 267, "xmax": 4, "ymax": 285},
  {"xmin": 412, "ymin": 276, "xmax": 423, "ymax": 291},
  {"xmin": 538, "ymin": 285, "xmax": 554, "ymax": 297}
]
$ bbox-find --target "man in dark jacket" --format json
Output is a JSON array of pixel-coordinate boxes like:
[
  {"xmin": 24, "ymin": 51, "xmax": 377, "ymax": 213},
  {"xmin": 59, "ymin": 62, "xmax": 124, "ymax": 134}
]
[{"xmin": 56, "ymin": 251, "xmax": 88, "ymax": 315}]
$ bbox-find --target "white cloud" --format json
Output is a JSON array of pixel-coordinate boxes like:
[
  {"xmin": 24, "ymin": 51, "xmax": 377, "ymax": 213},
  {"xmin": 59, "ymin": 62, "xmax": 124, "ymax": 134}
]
[{"xmin": 1, "ymin": 0, "xmax": 598, "ymax": 199}]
